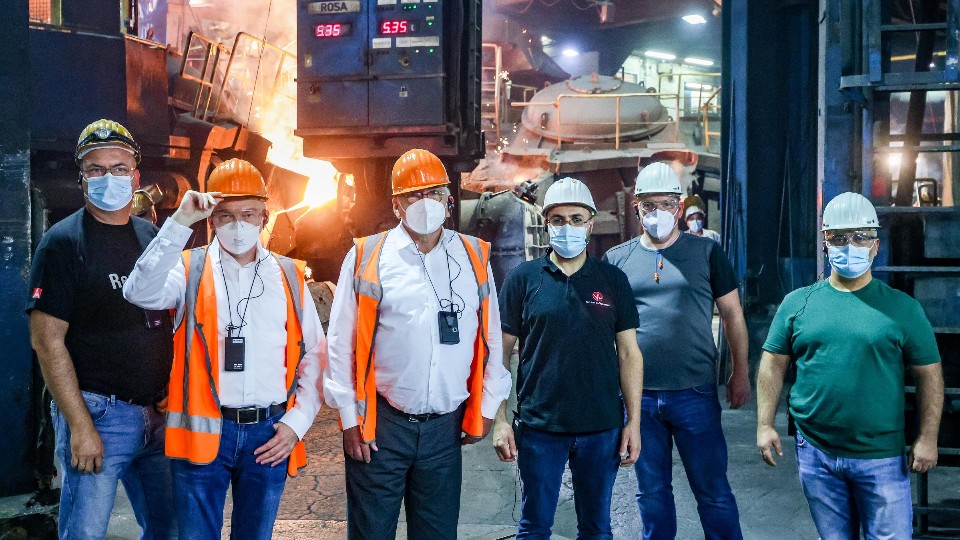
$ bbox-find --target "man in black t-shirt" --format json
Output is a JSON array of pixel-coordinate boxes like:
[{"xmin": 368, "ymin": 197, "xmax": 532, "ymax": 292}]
[
  {"xmin": 493, "ymin": 178, "xmax": 644, "ymax": 539},
  {"xmin": 27, "ymin": 120, "xmax": 176, "ymax": 539}
]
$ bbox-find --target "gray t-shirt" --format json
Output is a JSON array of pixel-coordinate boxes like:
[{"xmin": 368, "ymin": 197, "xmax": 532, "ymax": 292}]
[{"xmin": 603, "ymin": 233, "xmax": 739, "ymax": 390}]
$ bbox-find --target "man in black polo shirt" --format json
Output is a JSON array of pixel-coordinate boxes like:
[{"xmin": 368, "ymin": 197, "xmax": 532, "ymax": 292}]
[
  {"xmin": 27, "ymin": 120, "xmax": 176, "ymax": 539},
  {"xmin": 493, "ymin": 177, "xmax": 644, "ymax": 539}
]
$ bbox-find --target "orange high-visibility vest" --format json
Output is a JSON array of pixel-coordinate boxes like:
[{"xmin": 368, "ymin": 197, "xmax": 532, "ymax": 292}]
[
  {"xmin": 166, "ymin": 247, "xmax": 308, "ymax": 476},
  {"xmin": 351, "ymin": 231, "xmax": 492, "ymax": 443}
]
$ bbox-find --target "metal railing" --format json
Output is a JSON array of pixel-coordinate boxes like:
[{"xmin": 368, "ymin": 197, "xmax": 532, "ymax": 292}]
[
  {"xmin": 180, "ymin": 32, "xmax": 231, "ymax": 122},
  {"xmin": 481, "ymin": 43, "xmax": 503, "ymax": 147},
  {"xmin": 512, "ymin": 92, "xmax": 682, "ymax": 150},
  {"xmin": 180, "ymin": 31, "xmax": 296, "ymax": 128},
  {"xmin": 700, "ymin": 85, "xmax": 722, "ymax": 148},
  {"xmin": 212, "ymin": 32, "xmax": 296, "ymax": 129}
]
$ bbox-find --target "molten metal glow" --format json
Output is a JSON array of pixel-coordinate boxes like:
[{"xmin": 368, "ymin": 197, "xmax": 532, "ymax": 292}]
[{"xmin": 265, "ymin": 131, "xmax": 339, "ymax": 208}]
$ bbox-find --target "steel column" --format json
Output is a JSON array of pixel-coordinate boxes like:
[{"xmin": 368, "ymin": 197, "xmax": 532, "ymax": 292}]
[{"xmin": 0, "ymin": 0, "xmax": 36, "ymax": 496}]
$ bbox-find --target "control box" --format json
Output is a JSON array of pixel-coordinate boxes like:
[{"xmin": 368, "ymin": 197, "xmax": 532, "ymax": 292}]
[{"xmin": 296, "ymin": 0, "xmax": 481, "ymax": 159}]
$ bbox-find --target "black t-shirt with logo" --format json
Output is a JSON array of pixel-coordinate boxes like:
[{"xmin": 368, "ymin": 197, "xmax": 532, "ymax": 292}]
[
  {"xmin": 499, "ymin": 255, "xmax": 640, "ymax": 433},
  {"xmin": 26, "ymin": 209, "xmax": 172, "ymax": 403}
]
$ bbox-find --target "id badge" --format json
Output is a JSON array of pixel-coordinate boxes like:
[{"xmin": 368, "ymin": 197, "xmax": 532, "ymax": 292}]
[
  {"xmin": 224, "ymin": 336, "xmax": 245, "ymax": 371},
  {"xmin": 438, "ymin": 310, "xmax": 460, "ymax": 345}
]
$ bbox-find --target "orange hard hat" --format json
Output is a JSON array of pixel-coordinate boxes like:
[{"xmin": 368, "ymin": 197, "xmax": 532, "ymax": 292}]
[
  {"xmin": 391, "ymin": 149, "xmax": 449, "ymax": 196},
  {"xmin": 207, "ymin": 159, "xmax": 267, "ymax": 200}
]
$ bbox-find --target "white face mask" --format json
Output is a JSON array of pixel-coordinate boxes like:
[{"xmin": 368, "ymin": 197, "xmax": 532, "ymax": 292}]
[
  {"xmin": 687, "ymin": 219, "xmax": 703, "ymax": 233},
  {"xmin": 216, "ymin": 220, "xmax": 261, "ymax": 255},
  {"xmin": 642, "ymin": 209, "xmax": 678, "ymax": 241},
  {"xmin": 402, "ymin": 198, "xmax": 446, "ymax": 235},
  {"xmin": 85, "ymin": 173, "xmax": 133, "ymax": 211}
]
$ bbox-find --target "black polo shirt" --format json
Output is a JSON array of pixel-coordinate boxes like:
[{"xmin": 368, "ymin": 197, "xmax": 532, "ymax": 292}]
[{"xmin": 499, "ymin": 255, "xmax": 639, "ymax": 433}]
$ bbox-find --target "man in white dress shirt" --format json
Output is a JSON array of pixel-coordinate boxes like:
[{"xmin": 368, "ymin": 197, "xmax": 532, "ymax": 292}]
[
  {"xmin": 324, "ymin": 149, "xmax": 511, "ymax": 539},
  {"xmin": 123, "ymin": 159, "xmax": 325, "ymax": 539}
]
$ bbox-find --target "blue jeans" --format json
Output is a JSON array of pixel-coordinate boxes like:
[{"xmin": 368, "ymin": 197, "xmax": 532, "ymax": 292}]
[
  {"xmin": 795, "ymin": 430, "xmax": 912, "ymax": 540},
  {"xmin": 52, "ymin": 392, "xmax": 176, "ymax": 540},
  {"xmin": 635, "ymin": 384, "xmax": 742, "ymax": 540},
  {"xmin": 516, "ymin": 425, "xmax": 622, "ymax": 540},
  {"xmin": 170, "ymin": 412, "xmax": 289, "ymax": 540}
]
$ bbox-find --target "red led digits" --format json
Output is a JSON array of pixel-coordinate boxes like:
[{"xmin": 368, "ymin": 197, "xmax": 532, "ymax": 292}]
[
  {"xmin": 315, "ymin": 23, "xmax": 347, "ymax": 38},
  {"xmin": 380, "ymin": 20, "xmax": 411, "ymax": 34}
]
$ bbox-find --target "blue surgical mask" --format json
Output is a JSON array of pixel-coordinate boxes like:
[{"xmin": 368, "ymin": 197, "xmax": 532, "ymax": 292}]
[
  {"xmin": 85, "ymin": 173, "xmax": 133, "ymax": 211},
  {"xmin": 827, "ymin": 244, "xmax": 873, "ymax": 279},
  {"xmin": 548, "ymin": 224, "xmax": 588, "ymax": 259},
  {"xmin": 687, "ymin": 219, "xmax": 703, "ymax": 233}
]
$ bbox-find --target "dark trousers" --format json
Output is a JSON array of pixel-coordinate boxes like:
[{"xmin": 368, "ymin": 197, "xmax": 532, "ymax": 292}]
[{"xmin": 346, "ymin": 396, "xmax": 464, "ymax": 540}]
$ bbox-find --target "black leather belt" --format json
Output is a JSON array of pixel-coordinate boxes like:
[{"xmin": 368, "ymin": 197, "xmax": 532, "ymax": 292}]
[
  {"xmin": 220, "ymin": 403, "xmax": 286, "ymax": 424},
  {"xmin": 377, "ymin": 394, "xmax": 449, "ymax": 423}
]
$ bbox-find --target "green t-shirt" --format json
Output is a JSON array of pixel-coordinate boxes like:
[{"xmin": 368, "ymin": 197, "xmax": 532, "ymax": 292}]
[{"xmin": 763, "ymin": 279, "xmax": 940, "ymax": 458}]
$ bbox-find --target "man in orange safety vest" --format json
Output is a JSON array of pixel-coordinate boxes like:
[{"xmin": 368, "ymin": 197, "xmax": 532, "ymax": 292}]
[
  {"xmin": 124, "ymin": 158, "xmax": 326, "ymax": 539},
  {"xmin": 324, "ymin": 149, "xmax": 512, "ymax": 539}
]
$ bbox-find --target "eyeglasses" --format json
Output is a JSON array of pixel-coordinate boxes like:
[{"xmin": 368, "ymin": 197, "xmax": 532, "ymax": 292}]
[
  {"xmin": 638, "ymin": 199, "xmax": 680, "ymax": 213},
  {"xmin": 81, "ymin": 165, "xmax": 134, "ymax": 178},
  {"xmin": 824, "ymin": 231, "xmax": 878, "ymax": 247},
  {"xmin": 547, "ymin": 215, "xmax": 591, "ymax": 227},
  {"xmin": 403, "ymin": 188, "xmax": 449, "ymax": 205}
]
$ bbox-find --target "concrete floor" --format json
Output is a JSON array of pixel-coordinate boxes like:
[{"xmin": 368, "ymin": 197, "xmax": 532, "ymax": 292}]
[{"xmin": 82, "ymin": 398, "xmax": 960, "ymax": 539}]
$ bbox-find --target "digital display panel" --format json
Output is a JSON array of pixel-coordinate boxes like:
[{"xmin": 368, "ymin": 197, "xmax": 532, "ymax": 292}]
[
  {"xmin": 379, "ymin": 20, "xmax": 419, "ymax": 34},
  {"xmin": 314, "ymin": 22, "xmax": 352, "ymax": 38}
]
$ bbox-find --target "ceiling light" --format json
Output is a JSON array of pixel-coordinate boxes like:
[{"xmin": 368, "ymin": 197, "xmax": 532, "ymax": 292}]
[
  {"xmin": 683, "ymin": 14, "xmax": 707, "ymax": 25},
  {"xmin": 644, "ymin": 50, "xmax": 676, "ymax": 61},
  {"xmin": 562, "ymin": 48, "xmax": 579, "ymax": 57},
  {"xmin": 684, "ymin": 82, "xmax": 713, "ymax": 90},
  {"xmin": 684, "ymin": 57, "xmax": 714, "ymax": 66}
]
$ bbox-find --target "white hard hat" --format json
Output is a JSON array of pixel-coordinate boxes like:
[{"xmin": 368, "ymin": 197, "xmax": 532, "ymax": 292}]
[
  {"xmin": 821, "ymin": 192, "xmax": 880, "ymax": 231},
  {"xmin": 542, "ymin": 177, "xmax": 597, "ymax": 216},
  {"xmin": 685, "ymin": 205, "xmax": 704, "ymax": 218},
  {"xmin": 635, "ymin": 163, "xmax": 682, "ymax": 195}
]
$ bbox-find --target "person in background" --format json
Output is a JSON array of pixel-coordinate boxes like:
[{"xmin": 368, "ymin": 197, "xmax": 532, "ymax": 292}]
[{"xmin": 683, "ymin": 195, "xmax": 721, "ymax": 243}]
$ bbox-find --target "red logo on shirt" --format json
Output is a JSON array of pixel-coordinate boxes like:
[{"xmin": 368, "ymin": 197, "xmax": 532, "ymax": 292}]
[
  {"xmin": 592, "ymin": 291, "xmax": 603, "ymax": 303},
  {"xmin": 32, "ymin": 288, "xmax": 42, "ymax": 299}
]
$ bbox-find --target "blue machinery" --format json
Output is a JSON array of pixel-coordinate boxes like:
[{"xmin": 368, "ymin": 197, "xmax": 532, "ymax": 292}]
[{"xmin": 295, "ymin": 0, "xmax": 482, "ymax": 160}]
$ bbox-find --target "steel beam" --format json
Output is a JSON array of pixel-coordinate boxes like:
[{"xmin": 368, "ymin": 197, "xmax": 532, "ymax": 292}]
[{"xmin": 0, "ymin": 0, "xmax": 36, "ymax": 496}]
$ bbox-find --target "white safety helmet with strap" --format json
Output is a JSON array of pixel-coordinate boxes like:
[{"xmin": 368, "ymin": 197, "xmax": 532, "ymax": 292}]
[
  {"xmin": 821, "ymin": 192, "xmax": 880, "ymax": 231},
  {"xmin": 635, "ymin": 162, "xmax": 682, "ymax": 196},
  {"xmin": 542, "ymin": 177, "xmax": 597, "ymax": 216}
]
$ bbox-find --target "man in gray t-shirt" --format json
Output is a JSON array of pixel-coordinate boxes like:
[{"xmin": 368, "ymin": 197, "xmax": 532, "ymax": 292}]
[{"xmin": 603, "ymin": 162, "xmax": 750, "ymax": 540}]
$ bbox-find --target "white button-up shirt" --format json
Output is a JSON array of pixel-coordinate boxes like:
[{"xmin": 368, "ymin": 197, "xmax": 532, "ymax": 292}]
[
  {"xmin": 122, "ymin": 219, "xmax": 325, "ymax": 440},
  {"xmin": 324, "ymin": 225, "xmax": 510, "ymax": 429}
]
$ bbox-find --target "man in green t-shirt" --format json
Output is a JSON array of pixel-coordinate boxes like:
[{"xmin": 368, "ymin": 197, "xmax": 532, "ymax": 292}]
[{"xmin": 756, "ymin": 192, "xmax": 944, "ymax": 539}]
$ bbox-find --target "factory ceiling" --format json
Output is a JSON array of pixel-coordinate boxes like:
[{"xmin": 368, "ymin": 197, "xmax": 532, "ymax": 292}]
[{"xmin": 489, "ymin": 0, "xmax": 722, "ymax": 76}]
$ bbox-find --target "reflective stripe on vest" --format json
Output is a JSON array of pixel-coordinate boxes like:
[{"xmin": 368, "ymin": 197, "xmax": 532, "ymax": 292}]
[
  {"xmin": 351, "ymin": 231, "xmax": 491, "ymax": 443},
  {"xmin": 166, "ymin": 247, "xmax": 308, "ymax": 476}
]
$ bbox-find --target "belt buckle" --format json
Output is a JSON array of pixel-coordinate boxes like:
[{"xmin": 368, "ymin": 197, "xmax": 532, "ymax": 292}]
[
  {"xmin": 236, "ymin": 406, "xmax": 261, "ymax": 424},
  {"xmin": 407, "ymin": 415, "xmax": 420, "ymax": 423}
]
